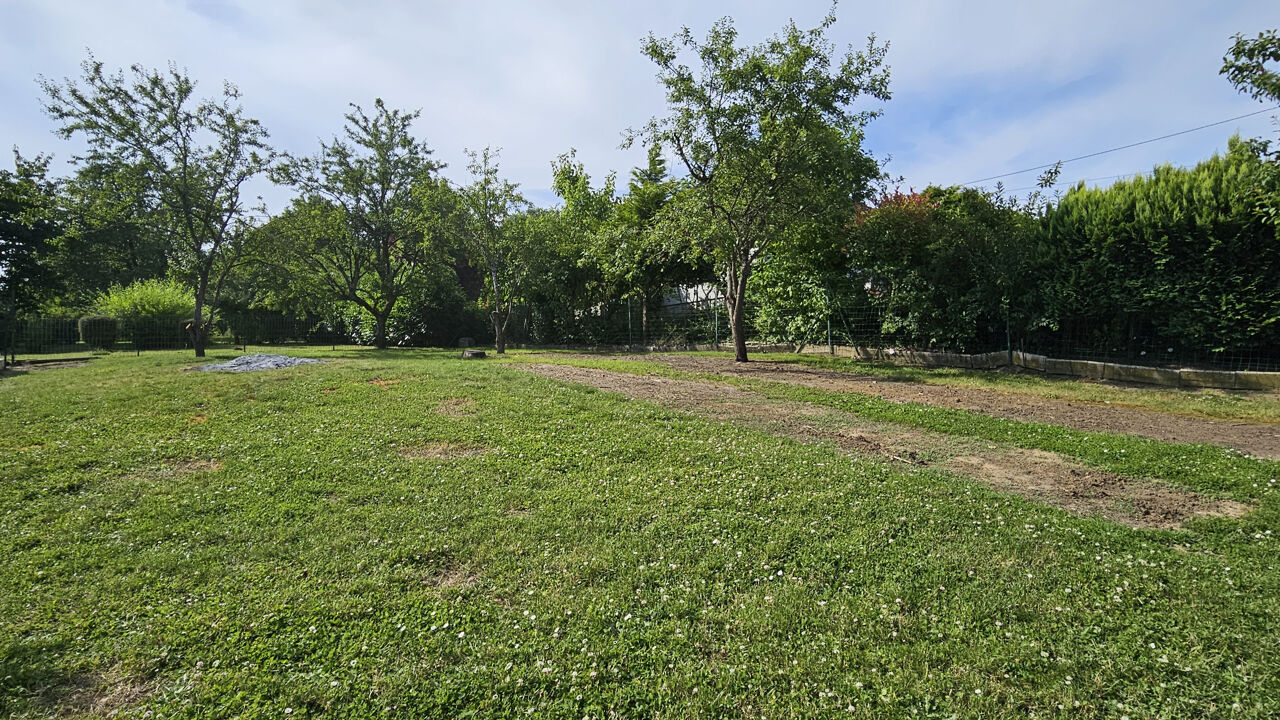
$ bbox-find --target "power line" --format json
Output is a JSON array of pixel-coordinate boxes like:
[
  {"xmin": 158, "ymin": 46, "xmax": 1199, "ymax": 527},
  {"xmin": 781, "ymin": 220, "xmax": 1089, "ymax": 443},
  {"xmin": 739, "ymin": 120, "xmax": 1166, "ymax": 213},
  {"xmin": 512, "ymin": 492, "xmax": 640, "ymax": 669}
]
[
  {"xmin": 960, "ymin": 105, "xmax": 1278, "ymax": 187},
  {"xmin": 1004, "ymin": 169, "xmax": 1173, "ymax": 194}
]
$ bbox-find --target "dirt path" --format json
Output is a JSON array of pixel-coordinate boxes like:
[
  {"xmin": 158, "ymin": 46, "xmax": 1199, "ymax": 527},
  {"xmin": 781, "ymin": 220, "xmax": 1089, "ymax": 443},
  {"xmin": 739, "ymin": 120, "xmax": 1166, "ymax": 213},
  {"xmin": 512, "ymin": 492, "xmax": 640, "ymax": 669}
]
[
  {"xmin": 518, "ymin": 363, "xmax": 1249, "ymax": 530},
  {"xmin": 628, "ymin": 355, "xmax": 1280, "ymax": 460}
]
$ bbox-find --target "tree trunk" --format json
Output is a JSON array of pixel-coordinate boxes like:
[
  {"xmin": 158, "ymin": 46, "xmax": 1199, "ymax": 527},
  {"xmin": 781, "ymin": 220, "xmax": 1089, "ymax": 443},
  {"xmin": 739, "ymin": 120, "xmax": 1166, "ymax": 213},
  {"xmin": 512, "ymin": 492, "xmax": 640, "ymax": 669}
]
[
  {"xmin": 492, "ymin": 311, "xmax": 506, "ymax": 354},
  {"xmin": 641, "ymin": 291, "xmax": 649, "ymax": 346},
  {"xmin": 728, "ymin": 297, "xmax": 748, "ymax": 362},
  {"xmin": 192, "ymin": 287, "xmax": 207, "ymax": 357},
  {"xmin": 726, "ymin": 262, "xmax": 751, "ymax": 362},
  {"xmin": 373, "ymin": 312, "xmax": 389, "ymax": 350},
  {"xmin": 490, "ymin": 270, "xmax": 507, "ymax": 354}
]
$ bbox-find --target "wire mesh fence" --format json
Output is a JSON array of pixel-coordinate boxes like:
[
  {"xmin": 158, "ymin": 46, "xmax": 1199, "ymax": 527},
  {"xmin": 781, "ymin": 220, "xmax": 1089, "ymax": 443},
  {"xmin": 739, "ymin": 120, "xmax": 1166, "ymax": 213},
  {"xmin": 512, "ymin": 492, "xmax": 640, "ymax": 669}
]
[
  {"xmin": 0, "ymin": 314, "xmax": 343, "ymax": 363},
  {"xmin": 4, "ymin": 298, "xmax": 1278, "ymax": 373}
]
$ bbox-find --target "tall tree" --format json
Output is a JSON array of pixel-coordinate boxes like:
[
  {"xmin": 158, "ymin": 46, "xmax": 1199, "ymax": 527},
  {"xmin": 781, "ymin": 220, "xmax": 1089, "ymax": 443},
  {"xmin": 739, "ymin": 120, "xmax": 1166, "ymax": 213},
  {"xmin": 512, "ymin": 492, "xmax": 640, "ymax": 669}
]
[
  {"xmin": 633, "ymin": 9, "xmax": 889, "ymax": 361},
  {"xmin": 47, "ymin": 160, "xmax": 169, "ymax": 307},
  {"xmin": 41, "ymin": 54, "xmax": 271, "ymax": 356},
  {"xmin": 272, "ymin": 100, "xmax": 444, "ymax": 349},
  {"xmin": 0, "ymin": 152, "xmax": 60, "ymax": 362},
  {"xmin": 453, "ymin": 147, "xmax": 528, "ymax": 354},
  {"xmin": 589, "ymin": 145, "xmax": 690, "ymax": 344}
]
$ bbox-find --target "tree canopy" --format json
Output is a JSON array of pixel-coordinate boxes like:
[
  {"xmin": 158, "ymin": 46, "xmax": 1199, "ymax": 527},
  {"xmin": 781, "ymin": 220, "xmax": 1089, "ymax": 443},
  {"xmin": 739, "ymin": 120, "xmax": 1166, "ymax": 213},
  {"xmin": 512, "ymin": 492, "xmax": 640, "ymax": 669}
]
[
  {"xmin": 633, "ymin": 10, "xmax": 889, "ymax": 361},
  {"xmin": 40, "ymin": 54, "xmax": 271, "ymax": 356},
  {"xmin": 271, "ymin": 99, "xmax": 444, "ymax": 349}
]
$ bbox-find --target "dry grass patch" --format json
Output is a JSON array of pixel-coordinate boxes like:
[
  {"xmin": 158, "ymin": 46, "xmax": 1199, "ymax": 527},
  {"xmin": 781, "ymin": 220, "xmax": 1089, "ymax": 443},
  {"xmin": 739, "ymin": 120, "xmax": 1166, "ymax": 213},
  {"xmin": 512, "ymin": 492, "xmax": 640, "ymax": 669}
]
[
  {"xmin": 367, "ymin": 377, "xmax": 400, "ymax": 389},
  {"xmin": 436, "ymin": 397, "xmax": 479, "ymax": 416},
  {"xmin": 166, "ymin": 459, "xmax": 224, "ymax": 474},
  {"xmin": 425, "ymin": 564, "xmax": 478, "ymax": 589},
  {"xmin": 31, "ymin": 667, "xmax": 153, "ymax": 717}
]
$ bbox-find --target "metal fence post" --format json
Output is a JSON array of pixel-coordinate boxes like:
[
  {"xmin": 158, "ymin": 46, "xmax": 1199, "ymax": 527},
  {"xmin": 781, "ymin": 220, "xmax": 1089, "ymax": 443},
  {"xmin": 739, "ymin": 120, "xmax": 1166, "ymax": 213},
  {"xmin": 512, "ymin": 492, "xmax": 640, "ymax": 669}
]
[{"xmin": 713, "ymin": 303, "xmax": 719, "ymax": 348}]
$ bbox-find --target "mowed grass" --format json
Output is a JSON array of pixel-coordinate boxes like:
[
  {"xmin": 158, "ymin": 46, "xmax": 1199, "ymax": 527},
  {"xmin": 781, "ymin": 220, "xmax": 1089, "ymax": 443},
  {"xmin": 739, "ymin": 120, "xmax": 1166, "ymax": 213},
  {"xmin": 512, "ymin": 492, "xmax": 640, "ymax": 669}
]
[{"xmin": 1, "ymin": 350, "xmax": 1278, "ymax": 718}]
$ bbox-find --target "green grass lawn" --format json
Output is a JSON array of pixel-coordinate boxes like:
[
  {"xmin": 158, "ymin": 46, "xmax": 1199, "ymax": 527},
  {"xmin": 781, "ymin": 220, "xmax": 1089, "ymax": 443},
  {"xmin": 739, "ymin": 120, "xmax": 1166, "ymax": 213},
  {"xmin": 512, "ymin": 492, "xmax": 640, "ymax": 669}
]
[{"xmin": 2, "ymin": 349, "xmax": 1278, "ymax": 718}]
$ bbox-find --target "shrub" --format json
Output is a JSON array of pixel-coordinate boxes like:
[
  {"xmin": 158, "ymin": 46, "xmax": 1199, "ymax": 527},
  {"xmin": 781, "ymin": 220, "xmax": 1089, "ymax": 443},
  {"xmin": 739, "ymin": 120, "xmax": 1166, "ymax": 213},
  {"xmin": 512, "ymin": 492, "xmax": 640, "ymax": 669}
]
[
  {"xmin": 97, "ymin": 279, "xmax": 195, "ymax": 350},
  {"xmin": 78, "ymin": 315, "xmax": 118, "ymax": 350},
  {"xmin": 97, "ymin": 279, "xmax": 195, "ymax": 319}
]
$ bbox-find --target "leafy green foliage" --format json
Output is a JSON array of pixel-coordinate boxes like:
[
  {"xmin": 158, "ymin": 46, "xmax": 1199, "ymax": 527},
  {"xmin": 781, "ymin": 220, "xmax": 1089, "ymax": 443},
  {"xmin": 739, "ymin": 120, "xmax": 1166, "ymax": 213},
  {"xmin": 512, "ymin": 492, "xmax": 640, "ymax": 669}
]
[
  {"xmin": 271, "ymin": 100, "xmax": 444, "ymax": 349},
  {"xmin": 42, "ymin": 160, "xmax": 169, "ymax": 309},
  {"xmin": 451, "ymin": 147, "xmax": 529, "ymax": 353},
  {"xmin": 77, "ymin": 314, "xmax": 118, "ymax": 350},
  {"xmin": 846, "ymin": 187, "xmax": 1039, "ymax": 351},
  {"xmin": 1041, "ymin": 139, "xmax": 1280, "ymax": 354},
  {"xmin": 1221, "ymin": 29, "xmax": 1280, "ymax": 227},
  {"xmin": 634, "ymin": 10, "xmax": 889, "ymax": 360},
  {"xmin": 0, "ymin": 152, "xmax": 60, "ymax": 321},
  {"xmin": 96, "ymin": 278, "xmax": 195, "ymax": 320},
  {"xmin": 40, "ymin": 54, "xmax": 272, "ymax": 356},
  {"xmin": 96, "ymin": 278, "xmax": 195, "ymax": 349},
  {"xmin": 583, "ymin": 147, "xmax": 715, "ymax": 344},
  {"xmin": 747, "ymin": 258, "xmax": 834, "ymax": 349},
  {"xmin": 1222, "ymin": 29, "xmax": 1280, "ymax": 104}
]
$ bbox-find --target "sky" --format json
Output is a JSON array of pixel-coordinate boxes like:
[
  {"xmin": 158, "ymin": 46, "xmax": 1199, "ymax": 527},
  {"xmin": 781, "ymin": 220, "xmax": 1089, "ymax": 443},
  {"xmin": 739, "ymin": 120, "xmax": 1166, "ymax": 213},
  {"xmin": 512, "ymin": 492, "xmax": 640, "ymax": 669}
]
[{"xmin": 1, "ymin": 0, "xmax": 1277, "ymax": 211}]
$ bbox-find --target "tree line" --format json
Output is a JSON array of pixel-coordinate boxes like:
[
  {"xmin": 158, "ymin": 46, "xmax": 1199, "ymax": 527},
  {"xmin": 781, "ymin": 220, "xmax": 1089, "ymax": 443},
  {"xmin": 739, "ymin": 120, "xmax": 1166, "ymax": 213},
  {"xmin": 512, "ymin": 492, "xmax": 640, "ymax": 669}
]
[{"xmin": 2, "ymin": 17, "xmax": 1277, "ymax": 363}]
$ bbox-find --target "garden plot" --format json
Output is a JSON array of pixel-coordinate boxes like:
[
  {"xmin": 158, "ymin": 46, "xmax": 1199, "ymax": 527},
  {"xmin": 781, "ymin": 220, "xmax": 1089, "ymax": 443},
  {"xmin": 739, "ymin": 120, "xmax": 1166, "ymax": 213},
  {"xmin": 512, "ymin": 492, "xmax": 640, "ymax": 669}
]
[
  {"xmin": 638, "ymin": 354, "xmax": 1280, "ymax": 460},
  {"xmin": 518, "ymin": 363, "xmax": 1249, "ymax": 529}
]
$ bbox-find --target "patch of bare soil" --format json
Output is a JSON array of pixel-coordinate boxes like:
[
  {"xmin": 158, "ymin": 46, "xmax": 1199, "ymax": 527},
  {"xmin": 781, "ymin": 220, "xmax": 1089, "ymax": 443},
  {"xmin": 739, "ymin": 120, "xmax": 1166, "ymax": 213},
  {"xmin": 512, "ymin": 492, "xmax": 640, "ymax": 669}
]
[
  {"xmin": 639, "ymin": 355, "xmax": 1280, "ymax": 460},
  {"xmin": 2, "ymin": 360, "xmax": 91, "ymax": 376},
  {"xmin": 518, "ymin": 363, "xmax": 1249, "ymax": 530},
  {"xmin": 27, "ymin": 360, "xmax": 92, "ymax": 371},
  {"xmin": 436, "ymin": 397, "xmax": 479, "ymax": 416},
  {"xmin": 368, "ymin": 377, "xmax": 400, "ymax": 389},
  {"xmin": 946, "ymin": 450, "xmax": 1249, "ymax": 528},
  {"xmin": 398, "ymin": 442, "xmax": 488, "ymax": 460}
]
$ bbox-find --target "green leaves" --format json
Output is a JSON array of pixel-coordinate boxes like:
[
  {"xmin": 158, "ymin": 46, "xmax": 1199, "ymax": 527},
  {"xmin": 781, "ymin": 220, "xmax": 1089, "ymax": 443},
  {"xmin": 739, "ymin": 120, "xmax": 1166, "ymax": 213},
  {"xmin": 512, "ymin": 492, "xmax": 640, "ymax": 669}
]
[
  {"xmin": 1042, "ymin": 138, "xmax": 1280, "ymax": 354},
  {"xmin": 39, "ymin": 53, "xmax": 273, "ymax": 355},
  {"xmin": 452, "ymin": 147, "xmax": 530, "ymax": 352},
  {"xmin": 1221, "ymin": 29, "xmax": 1280, "ymax": 104},
  {"xmin": 635, "ymin": 9, "xmax": 890, "ymax": 359},
  {"xmin": 270, "ymin": 100, "xmax": 444, "ymax": 348},
  {"xmin": 845, "ymin": 187, "xmax": 1038, "ymax": 351}
]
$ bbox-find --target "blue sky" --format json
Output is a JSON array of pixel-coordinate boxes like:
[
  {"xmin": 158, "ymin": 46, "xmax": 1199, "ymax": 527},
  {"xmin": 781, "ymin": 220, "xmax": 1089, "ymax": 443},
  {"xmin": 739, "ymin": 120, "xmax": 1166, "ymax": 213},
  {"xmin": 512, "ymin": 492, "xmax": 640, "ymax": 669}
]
[{"xmin": 1, "ymin": 0, "xmax": 1276, "ymax": 210}]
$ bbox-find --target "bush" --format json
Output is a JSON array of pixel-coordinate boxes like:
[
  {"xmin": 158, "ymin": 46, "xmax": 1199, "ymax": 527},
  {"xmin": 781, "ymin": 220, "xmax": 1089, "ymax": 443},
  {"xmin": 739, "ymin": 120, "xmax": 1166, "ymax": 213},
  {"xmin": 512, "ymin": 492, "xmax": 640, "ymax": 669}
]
[
  {"xmin": 97, "ymin": 279, "xmax": 195, "ymax": 350},
  {"xmin": 78, "ymin": 315, "xmax": 118, "ymax": 350},
  {"xmin": 97, "ymin": 278, "xmax": 195, "ymax": 319}
]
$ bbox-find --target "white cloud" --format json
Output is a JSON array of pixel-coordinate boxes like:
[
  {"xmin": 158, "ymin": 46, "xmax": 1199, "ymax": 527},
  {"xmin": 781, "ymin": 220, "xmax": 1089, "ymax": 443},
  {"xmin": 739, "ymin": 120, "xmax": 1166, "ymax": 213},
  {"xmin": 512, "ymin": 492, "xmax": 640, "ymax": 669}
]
[{"xmin": 2, "ymin": 0, "xmax": 1276, "ymax": 209}]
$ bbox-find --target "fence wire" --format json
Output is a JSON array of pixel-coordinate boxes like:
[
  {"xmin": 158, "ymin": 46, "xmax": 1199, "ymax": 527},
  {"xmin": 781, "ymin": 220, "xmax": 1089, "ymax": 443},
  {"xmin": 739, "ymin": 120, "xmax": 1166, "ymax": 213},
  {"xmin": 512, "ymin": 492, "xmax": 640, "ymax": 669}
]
[{"xmin": 4, "ymin": 298, "xmax": 1278, "ymax": 373}]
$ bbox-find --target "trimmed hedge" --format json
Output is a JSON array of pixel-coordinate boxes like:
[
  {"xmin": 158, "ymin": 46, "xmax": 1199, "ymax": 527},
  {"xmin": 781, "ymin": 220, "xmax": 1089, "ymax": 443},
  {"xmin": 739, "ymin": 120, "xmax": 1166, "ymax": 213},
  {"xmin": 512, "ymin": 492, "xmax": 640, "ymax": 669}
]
[{"xmin": 78, "ymin": 315, "xmax": 119, "ymax": 350}]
